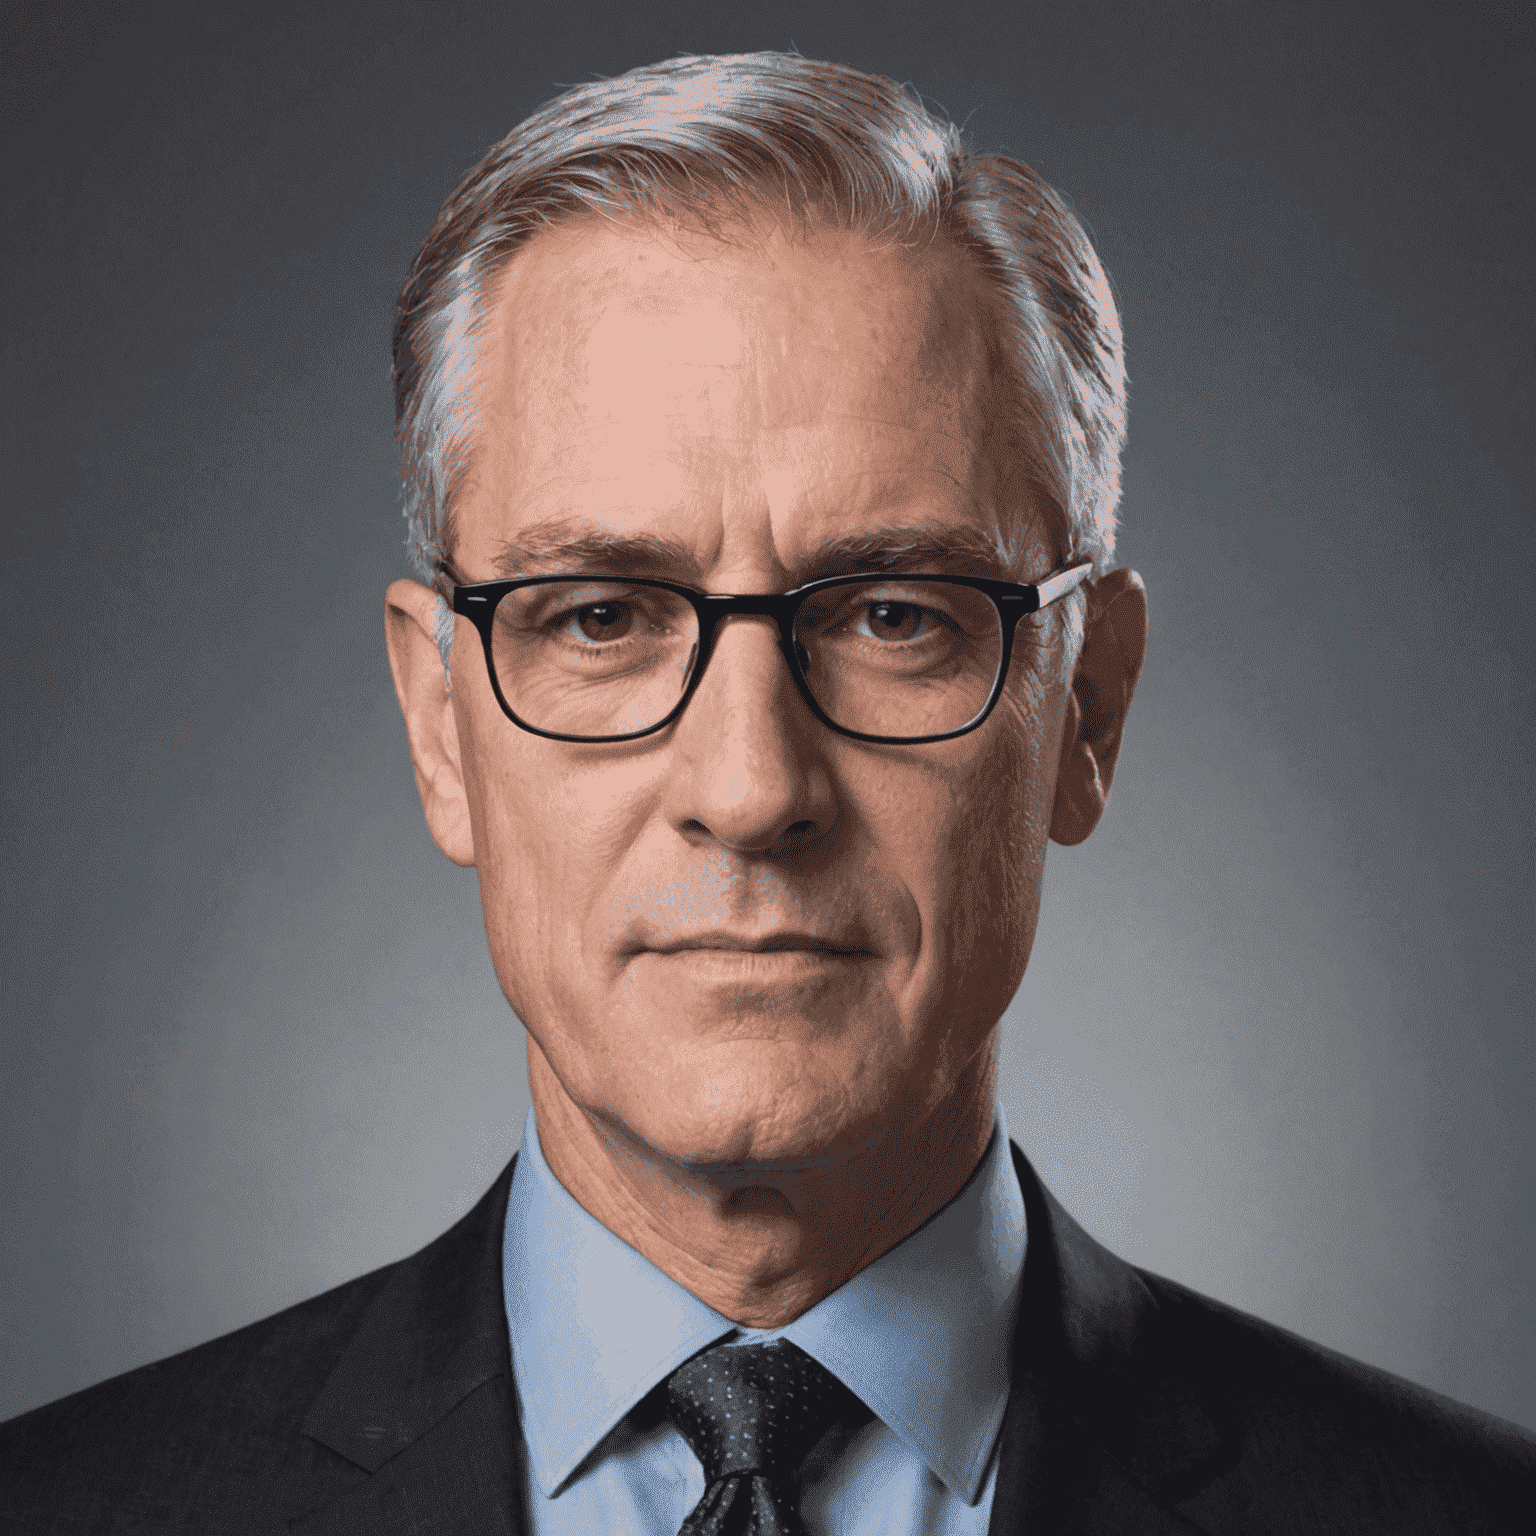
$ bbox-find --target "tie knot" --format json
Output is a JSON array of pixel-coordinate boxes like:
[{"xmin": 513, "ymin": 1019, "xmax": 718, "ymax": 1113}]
[{"xmin": 665, "ymin": 1340, "xmax": 851, "ymax": 1484}]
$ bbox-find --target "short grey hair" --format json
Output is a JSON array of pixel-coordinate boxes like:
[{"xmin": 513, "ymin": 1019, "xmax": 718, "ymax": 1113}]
[{"xmin": 394, "ymin": 51, "xmax": 1126, "ymax": 623}]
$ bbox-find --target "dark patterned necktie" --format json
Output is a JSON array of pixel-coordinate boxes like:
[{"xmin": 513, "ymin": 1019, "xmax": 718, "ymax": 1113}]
[{"xmin": 665, "ymin": 1339, "xmax": 853, "ymax": 1535}]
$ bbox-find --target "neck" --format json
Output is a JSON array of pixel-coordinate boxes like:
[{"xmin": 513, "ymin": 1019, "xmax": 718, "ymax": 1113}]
[{"xmin": 526, "ymin": 1040, "xmax": 996, "ymax": 1329}]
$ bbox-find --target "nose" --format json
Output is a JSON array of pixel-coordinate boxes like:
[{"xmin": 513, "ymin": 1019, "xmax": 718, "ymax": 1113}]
[{"xmin": 663, "ymin": 614, "xmax": 839, "ymax": 853}]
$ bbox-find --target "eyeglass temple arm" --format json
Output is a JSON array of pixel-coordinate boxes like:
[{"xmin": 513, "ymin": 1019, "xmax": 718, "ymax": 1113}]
[{"xmin": 1033, "ymin": 561, "xmax": 1093, "ymax": 611}]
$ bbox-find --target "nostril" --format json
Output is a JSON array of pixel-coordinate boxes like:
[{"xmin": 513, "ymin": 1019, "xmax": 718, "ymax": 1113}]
[{"xmin": 786, "ymin": 819, "xmax": 817, "ymax": 837}]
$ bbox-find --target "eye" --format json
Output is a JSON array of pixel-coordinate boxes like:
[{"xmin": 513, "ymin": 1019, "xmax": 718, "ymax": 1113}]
[
  {"xmin": 568, "ymin": 601, "xmax": 634, "ymax": 642},
  {"xmin": 858, "ymin": 600, "xmax": 939, "ymax": 642}
]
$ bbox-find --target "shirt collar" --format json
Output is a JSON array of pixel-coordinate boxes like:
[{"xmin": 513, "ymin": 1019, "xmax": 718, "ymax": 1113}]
[{"xmin": 503, "ymin": 1107, "xmax": 1026, "ymax": 1505}]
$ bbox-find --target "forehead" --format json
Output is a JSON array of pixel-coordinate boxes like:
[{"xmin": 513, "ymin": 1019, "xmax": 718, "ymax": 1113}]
[{"xmin": 460, "ymin": 214, "xmax": 1033, "ymax": 578}]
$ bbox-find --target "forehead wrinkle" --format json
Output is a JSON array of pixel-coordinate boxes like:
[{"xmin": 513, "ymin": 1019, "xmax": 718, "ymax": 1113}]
[{"xmin": 463, "ymin": 218, "xmax": 1028, "ymax": 582}]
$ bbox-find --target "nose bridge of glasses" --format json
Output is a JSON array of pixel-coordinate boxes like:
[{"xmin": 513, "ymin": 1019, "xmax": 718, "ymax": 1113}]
[
  {"xmin": 692, "ymin": 591, "xmax": 801, "ymax": 654},
  {"xmin": 697, "ymin": 590, "xmax": 798, "ymax": 621},
  {"xmin": 692, "ymin": 592, "xmax": 802, "ymax": 679}
]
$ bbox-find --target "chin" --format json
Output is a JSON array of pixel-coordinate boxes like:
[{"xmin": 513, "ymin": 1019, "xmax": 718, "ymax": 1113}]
[{"xmin": 613, "ymin": 1057, "xmax": 904, "ymax": 1179}]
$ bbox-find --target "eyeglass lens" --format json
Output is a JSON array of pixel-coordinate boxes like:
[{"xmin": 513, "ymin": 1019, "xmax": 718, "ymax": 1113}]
[{"xmin": 488, "ymin": 579, "xmax": 1006, "ymax": 740}]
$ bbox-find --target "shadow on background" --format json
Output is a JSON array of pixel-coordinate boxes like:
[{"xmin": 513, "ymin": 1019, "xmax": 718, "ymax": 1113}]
[{"xmin": 3, "ymin": 0, "xmax": 1531, "ymax": 1427}]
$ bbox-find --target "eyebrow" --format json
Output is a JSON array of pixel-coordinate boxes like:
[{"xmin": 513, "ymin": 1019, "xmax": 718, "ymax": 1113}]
[
  {"xmin": 797, "ymin": 526, "xmax": 1016, "ymax": 580},
  {"xmin": 489, "ymin": 522, "xmax": 692, "ymax": 579},
  {"xmin": 486, "ymin": 517, "xmax": 1018, "ymax": 586}
]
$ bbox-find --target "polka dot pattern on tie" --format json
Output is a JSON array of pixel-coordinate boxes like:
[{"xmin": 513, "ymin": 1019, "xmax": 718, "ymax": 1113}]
[{"xmin": 665, "ymin": 1339, "xmax": 854, "ymax": 1536}]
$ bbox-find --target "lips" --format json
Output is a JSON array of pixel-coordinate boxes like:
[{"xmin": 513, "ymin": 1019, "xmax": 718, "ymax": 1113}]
[{"xmin": 646, "ymin": 930, "xmax": 871, "ymax": 956}]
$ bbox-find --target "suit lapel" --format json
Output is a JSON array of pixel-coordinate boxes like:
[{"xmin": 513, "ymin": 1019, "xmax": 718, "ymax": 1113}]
[
  {"xmin": 291, "ymin": 1159, "xmax": 526, "ymax": 1535},
  {"xmin": 282, "ymin": 1142, "xmax": 1240, "ymax": 1534},
  {"xmin": 988, "ymin": 1372, "xmax": 1210, "ymax": 1536},
  {"xmin": 987, "ymin": 1146, "xmax": 1235, "ymax": 1535}
]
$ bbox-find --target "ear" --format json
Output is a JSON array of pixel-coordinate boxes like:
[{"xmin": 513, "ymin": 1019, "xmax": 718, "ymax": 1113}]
[
  {"xmin": 384, "ymin": 578, "xmax": 475, "ymax": 867},
  {"xmin": 1050, "ymin": 568, "xmax": 1148, "ymax": 847}
]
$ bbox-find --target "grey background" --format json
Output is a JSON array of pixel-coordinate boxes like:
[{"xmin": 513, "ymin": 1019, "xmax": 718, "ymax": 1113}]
[{"xmin": 3, "ymin": 0, "xmax": 1532, "ymax": 1429}]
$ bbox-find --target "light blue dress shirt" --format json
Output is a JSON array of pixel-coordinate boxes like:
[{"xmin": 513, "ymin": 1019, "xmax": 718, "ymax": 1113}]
[{"xmin": 502, "ymin": 1108, "xmax": 1027, "ymax": 1535}]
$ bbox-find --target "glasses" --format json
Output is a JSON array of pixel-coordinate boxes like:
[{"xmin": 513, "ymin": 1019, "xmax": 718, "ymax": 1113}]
[{"xmin": 443, "ymin": 562, "xmax": 1092, "ymax": 745}]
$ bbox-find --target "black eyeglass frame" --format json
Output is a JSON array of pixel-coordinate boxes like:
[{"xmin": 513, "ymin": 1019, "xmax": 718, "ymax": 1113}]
[{"xmin": 442, "ymin": 560, "xmax": 1093, "ymax": 746}]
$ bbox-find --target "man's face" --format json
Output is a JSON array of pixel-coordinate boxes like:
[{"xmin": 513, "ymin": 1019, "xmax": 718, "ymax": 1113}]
[{"xmin": 440, "ymin": 216, "xmax": 1078, "ymax": 1174}]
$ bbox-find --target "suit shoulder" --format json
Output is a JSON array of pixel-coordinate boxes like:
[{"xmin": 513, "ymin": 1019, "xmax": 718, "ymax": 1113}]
[
  {"xmin": 1134, "ymin": 1267, "xmax": 1535, "ymax": 1523},
  {"xmin": 0, "ymin": 1258, "xmax": 396, "ymax": 1530}
]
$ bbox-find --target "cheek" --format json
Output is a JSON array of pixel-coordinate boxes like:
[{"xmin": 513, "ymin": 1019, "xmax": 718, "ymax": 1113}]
[
  {"xmin": 457, "ymin": 714, "xmax": 656, "ymax": 1007},
  {"xmin": 935, "ymin": 675, "xmax": 1061, "ymax": 987},
  {"xmin": 835, "ymin": 657, "xmax": 1062, "ymax": 970}
]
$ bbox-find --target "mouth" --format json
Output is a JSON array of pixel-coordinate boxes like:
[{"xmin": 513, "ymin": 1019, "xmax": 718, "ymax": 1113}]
[{"xmin": 647, "ymin": 931, "xmax": 872, "ymax": 958}]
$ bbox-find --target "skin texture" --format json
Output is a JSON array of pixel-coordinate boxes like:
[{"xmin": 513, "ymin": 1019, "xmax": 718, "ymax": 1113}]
[{"xmin": 385, "ymin": 215, "xmax": 1147, "ymax": 1326}]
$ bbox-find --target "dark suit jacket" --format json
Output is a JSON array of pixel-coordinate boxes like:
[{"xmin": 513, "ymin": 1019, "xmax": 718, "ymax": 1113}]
[{"xmin": 3, "ymin": 1145, "xmax": 1531, "ymax": 1533}]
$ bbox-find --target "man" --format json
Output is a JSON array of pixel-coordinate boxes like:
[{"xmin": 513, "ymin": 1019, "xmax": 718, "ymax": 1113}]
[{"xmin": 2, "ymin": 50, "xmax": 1530, "ymax": 1536}]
